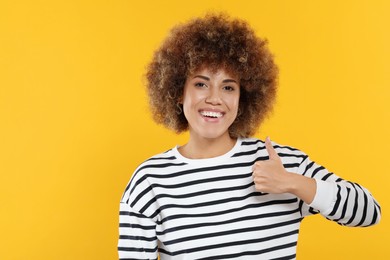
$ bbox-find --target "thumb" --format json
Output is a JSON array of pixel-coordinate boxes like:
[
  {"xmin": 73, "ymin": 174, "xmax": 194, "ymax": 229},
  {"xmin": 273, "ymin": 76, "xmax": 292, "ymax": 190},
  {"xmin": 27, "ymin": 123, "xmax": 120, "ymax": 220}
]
[{"xmin": 265, "ymin": 136, "xmax": 279, "ymax": 160}]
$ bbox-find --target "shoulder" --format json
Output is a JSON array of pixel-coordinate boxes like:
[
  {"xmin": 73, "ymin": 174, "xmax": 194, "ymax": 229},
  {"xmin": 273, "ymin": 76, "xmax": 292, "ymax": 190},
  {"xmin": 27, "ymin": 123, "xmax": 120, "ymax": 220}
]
[
  {"xmin": 130, "ymin": 148, "xmax": 181, "ymax": 183},
  {"xmin": 240, "ymin": 137, "xmax": 306, "ymax": 154},
  {"xmin": 120, "ymin": 148, "xmax": 185, "ymax": 201},
  {"xmin": 272, "ymin": 140, "xmax": 308, "ymax": 159},
  {"xmin": 135, "ymin": 149, "xmax": 179, "ymax": 172},
  {"xmin": 240, "ymin": 137, "xmax": 308, "ymax": 163}
]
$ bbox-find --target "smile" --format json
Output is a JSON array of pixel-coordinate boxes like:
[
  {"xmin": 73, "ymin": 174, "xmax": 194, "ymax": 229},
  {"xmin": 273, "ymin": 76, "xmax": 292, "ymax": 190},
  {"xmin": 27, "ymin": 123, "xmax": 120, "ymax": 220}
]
[{"xmin": 200, "ymin": 110, "xmax": 224, "ymax": 118}]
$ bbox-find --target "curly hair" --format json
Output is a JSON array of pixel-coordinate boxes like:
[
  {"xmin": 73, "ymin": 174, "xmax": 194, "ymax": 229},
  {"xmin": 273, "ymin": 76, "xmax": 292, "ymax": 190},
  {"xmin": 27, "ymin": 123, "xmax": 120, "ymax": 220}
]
[{"xmin": 146, "ymin": 13, "xmax": 278, "ymax": 138}]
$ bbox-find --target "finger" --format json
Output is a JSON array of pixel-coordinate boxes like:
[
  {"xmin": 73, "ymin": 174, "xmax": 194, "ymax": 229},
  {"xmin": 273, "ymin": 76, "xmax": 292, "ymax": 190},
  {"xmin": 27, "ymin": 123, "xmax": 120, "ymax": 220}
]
[
  {"xmin": 252, "ymin": 163, "xmax": 260, "ymax": 176},
  {"xmin": 265, "ymin": 136, "xmax": 279, "ymax": 160}
]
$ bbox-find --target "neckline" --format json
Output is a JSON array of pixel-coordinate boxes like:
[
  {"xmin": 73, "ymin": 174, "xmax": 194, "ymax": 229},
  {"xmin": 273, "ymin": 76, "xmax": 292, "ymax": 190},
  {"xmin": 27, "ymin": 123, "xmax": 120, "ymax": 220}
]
[{"xmin": 172, "ymin": 138, "xmax": 242, "ymax": 165}]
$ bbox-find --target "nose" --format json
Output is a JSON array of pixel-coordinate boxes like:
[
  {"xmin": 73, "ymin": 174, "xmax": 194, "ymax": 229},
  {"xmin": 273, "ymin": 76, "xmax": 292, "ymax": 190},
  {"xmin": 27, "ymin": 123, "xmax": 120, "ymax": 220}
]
[{"xmin": 205, "ymin": 88, "xmax": 222, "ymax": 105}]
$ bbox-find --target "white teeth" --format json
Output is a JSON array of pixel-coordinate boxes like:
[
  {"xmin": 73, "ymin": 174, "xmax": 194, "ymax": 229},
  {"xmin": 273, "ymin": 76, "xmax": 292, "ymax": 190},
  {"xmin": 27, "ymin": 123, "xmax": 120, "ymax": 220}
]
[{"xmin": 200, "ymin": 111, "xmax": 223, "ymax": 118}]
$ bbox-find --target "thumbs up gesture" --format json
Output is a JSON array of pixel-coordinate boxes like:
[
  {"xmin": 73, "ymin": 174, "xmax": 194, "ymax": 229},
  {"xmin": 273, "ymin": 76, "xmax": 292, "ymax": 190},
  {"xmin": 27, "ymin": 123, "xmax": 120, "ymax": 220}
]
[
  {"xmin": 253, "ymin": 137, "xmax": 317, "ymax": 203},
  {"xmin": 252, "ymin": 137, "xmax": 291, "ymax": 194}
]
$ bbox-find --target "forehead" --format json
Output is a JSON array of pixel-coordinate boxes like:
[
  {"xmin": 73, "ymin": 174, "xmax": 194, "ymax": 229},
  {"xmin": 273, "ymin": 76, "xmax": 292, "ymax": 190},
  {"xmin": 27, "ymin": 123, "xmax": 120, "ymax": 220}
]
[{"xmin": 188, "ymin": 65, "xmax": 240, "ymax": 81}]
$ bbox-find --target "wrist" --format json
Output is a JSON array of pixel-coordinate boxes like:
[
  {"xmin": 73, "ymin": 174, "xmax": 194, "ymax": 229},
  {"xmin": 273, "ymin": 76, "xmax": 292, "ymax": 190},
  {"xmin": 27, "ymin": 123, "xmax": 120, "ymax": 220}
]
[
  {"xmin": 284, "ymin": 171, "xmax": 299, "ymax": 194},
  {"xmin": 284, "ymin": 172, "xmax": 316, "ymax": 204}
]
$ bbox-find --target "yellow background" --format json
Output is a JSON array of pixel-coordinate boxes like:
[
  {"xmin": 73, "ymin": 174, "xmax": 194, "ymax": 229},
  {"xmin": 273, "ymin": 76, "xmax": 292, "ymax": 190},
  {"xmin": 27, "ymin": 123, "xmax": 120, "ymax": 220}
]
[{"xmin": 1, "ymin": 0, "xmax": 388, "ymax": 259}]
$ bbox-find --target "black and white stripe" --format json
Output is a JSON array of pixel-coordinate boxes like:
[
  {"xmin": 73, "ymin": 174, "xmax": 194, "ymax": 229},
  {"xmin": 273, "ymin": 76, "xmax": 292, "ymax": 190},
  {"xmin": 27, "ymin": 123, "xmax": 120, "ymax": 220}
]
[{"xmin": 118, "ymin": 138, "xmax": 381, "ymax": 259}]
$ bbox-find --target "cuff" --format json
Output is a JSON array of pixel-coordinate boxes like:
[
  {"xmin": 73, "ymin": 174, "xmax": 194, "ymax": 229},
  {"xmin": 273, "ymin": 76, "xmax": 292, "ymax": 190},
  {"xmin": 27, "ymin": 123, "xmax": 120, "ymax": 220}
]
[{"xmin": 308, "ymin": 179, "xmax": 337, "ymax": 214}]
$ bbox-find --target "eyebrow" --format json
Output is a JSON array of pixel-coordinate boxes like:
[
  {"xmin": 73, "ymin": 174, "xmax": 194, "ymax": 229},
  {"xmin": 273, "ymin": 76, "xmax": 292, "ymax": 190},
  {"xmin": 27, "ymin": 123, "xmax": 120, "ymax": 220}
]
[{"xmin": 193, "ymin": 75, "xmax": 238, "ymax": 83}]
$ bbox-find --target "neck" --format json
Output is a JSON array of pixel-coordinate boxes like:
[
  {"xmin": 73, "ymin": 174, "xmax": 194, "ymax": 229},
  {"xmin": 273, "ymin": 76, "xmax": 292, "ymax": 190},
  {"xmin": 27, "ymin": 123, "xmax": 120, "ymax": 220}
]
[{"xmin": 179, "ymin": 133, "xmax": 237, "ymax": 159}]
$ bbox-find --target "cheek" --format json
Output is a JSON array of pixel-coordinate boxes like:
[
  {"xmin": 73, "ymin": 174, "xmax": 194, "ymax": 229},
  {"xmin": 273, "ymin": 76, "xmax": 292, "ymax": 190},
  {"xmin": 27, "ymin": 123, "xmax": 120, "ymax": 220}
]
[
  {"xmin": 182, "ymin": 94, "xmax": 198, "ymax": 118},
  {"xmin": 182, "ymin": 102, "xmax": 191, "ymax": 119},
  {"xmin": 228, "ymin": 95, "xmax": 240, "ymax": 112},
  {"xmin": 182, "ymin": 90, "xmax": 204, "ymax": 109},
  {"xmin": 181, "ymin": 89, "xmax": 191, "ymax": 112},
  {"xmin": 182, "ymin": 95, "xmax": 193, "ymax": 112}
]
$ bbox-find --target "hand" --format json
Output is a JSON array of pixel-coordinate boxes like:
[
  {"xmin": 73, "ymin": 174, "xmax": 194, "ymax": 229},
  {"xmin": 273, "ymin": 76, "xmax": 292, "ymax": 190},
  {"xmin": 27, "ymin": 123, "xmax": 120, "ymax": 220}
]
[{"xmin": 252, "ymin": 137, "xmax": 291, "ymax": 194}]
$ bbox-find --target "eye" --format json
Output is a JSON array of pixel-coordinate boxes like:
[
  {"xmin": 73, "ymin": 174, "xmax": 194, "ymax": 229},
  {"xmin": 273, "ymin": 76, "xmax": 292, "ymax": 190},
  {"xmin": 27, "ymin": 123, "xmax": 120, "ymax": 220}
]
[
  {"xmin": 195, "ymin": 82, "xmax": 207, "ymax": 88},
  {"xmin": 223, "ymin": 85, "xmax": 235, "ymax": 91}
]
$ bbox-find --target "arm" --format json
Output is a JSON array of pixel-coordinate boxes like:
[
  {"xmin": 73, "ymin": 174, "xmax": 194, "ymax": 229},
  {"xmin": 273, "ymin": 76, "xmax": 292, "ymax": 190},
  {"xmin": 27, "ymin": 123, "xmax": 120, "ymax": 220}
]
[
  {"xmin": 296, "ymin": 155, "xmax": 381, "ymax": 226},
  {"xmin": 252, "ymin": 137, "xmax": 381, "ymax": 226},
  {"xmin": 118, "ymin": 202, "xmax": 158, "ymax": 260}
]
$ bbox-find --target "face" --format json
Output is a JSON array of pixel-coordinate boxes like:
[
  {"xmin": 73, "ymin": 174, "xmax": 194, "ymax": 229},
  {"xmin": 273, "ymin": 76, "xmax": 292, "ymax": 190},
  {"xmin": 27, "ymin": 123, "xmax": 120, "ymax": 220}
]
[{"xmin": 181, "ymin": 67, "xmax": 240, "ymax": 141}]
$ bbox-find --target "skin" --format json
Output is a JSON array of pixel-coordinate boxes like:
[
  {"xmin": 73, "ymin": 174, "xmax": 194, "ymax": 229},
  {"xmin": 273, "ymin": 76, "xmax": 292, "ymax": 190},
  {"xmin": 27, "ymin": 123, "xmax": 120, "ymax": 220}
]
[
  {"xmin": 178, "ymin": 67, "xmax": 240, "ymax": 159},
  {"xmin": 252, "ymin": 137, "xmax": 317, "ymax": 204},
  {"xmin": 178, "ymin": 67, "xmax": 317, "ymax": 204}
]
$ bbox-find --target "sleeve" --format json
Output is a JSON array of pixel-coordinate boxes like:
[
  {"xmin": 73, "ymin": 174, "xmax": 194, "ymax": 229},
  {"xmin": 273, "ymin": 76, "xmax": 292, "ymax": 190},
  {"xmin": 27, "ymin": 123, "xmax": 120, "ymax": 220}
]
[
  {"xmin": 118, "ymin": 201, "xmax": 158, "ymax": 260},
  {"xmin": 297, "ymin": 155, "xmax": 381, "ymax": 227}
]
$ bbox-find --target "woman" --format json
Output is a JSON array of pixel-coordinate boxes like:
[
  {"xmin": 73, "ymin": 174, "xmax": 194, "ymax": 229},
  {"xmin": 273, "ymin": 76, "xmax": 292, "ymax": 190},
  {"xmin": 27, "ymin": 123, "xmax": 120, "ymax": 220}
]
[{"xmin": 118, "ymin": 13, "xmax": 381, "ymax": 259}]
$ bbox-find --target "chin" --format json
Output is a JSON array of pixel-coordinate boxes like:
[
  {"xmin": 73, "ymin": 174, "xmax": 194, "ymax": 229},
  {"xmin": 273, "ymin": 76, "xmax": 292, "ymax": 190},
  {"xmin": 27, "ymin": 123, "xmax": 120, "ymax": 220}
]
[{"xmin": 197, "ymin": 129, "xmax": 230, "ymax": 140}]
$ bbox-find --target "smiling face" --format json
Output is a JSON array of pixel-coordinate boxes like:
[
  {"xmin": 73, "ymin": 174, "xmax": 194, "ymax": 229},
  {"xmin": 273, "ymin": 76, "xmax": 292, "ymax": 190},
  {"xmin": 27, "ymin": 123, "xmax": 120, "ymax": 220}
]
[{"xmin": 181, "ymin": 67, "xmax": 240, "ymax": 142}]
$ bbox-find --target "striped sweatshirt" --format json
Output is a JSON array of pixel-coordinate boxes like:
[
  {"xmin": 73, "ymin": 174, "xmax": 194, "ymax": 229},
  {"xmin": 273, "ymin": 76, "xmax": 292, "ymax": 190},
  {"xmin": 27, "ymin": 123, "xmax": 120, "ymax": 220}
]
[{"xmin": 118, "ymin": 138, "xmax": 381, "ymax": 259}]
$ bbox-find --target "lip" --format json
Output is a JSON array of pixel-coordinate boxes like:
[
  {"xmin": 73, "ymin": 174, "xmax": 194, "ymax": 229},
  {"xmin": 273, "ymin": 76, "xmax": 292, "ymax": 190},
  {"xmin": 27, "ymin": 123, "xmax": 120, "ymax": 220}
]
[
  {"xmin": 199, "ymin": 108, "xmax": 225, "ymax": 122},
  {"xmin": 199, "ymin": 108, "xmax": 225, "ymax": 113}
]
